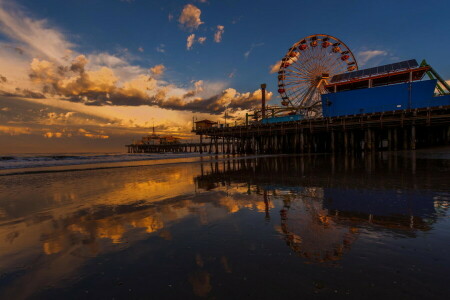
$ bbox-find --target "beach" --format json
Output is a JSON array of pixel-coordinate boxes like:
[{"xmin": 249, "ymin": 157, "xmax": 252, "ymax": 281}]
[{"xmin": 0, "ymin": 151, "xmax": 449, "ymax": 299}]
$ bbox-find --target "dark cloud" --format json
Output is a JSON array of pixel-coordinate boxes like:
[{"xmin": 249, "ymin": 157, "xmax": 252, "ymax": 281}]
[
  {"xmin": 27, "ymin": 56, "xmax": 271, "ymax": 114},
  {"xmin": 13, "ymin": 46, "xmax": 24, "ymax": 55},
  {"xmin": 0, "ymin": 88, "xmax": 45, "ymax": 99},
  {"xmin": 20, "ymin": 89, "xmax": 46, "ymax": 99},
  {"xmin": 0, "ymin": 75, "xmax": 6, "ymax": 83},
  {"xmin": 3, "ymin": 45, "xmax": 25, "ymax": 55}
]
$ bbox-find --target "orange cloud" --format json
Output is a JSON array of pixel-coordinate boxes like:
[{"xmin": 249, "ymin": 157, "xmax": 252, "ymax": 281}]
[
  {"xmin": 150, "ymin": 64, "xmax": 165, "ymax": 77},
  {"xmin": 179, "ymin": 4, "xmax": 204, "ymax": 31},
  {"xmin": 214, "ymin": 25, "xmax": 224, "ymax": 43}
]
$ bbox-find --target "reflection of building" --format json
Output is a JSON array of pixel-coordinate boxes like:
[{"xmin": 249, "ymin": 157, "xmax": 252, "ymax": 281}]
[{"xmin": 322, "ymin": 189, "xmax": 434, "ymax": 232}]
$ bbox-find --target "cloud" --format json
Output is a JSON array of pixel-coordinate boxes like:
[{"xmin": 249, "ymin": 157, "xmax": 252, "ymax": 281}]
[
  {"xmin": 156, "ymin": 44, "xmax": 165, "ymax": 53},
  {"xmin": 137, "ymin": 47, "xmax": 144, "ymax": 53},
  {"xmin": 44, "ymin": 131, "xmax": 63, "ymax": 138},
  {"xmin": 43, "ymin": 127, "xmax": 108, "ymax": 139},
  {"xmin": 179, "ymin": 4, "xmax": 203, "ymax": 31},
  {"xmin": 244, "ymin": 42, "xmax": 264, "ymax": 59},
  {"xmin": 198, "ymin": 37, "xmax": 206, "ymax": 44},
  {"xmin": 0, "ymin": 0, "xmax": 274, "ymax": 121},
  {"xmin": 0, "ymin": 87, "xmax": 46, "ymax": 99},
  {"xmin": 0, "ymin": 74, "xmax": 6, "ymax": 83},
  {"xmin": 358, "ymin": 50, "xmax": 387, "ymax": 66},
  {"xmin": 231, "ymin": 16, "xmax": 242, "ymax": 25},
  {"xmin": 194, "ymin": 80, "xmax": 203, "ymax": 93},
  {"xmin": 186, "ymin": 34, "xmax": 196, "ymax": 50},
  {"xmin": 156, "ymin": 88, "xmax": 272, "ymax": 114},
  {"xmin": 228, "ymin": 69, "xmax": 236, "ymax": 78},
  {"xmin": 214, "ymin": 25, "xmax": 224, "ymax": 43},
  {"xmin": 183, "ymin": 80, "xmax": 204, "ymax": 99},
  {"xmin": 24, "ymin": 55, "xmax": 272, "ymax": 115},
  {"xmin": 269, "ymin": 60, "xmax": 282, "ymax": 74},
  {"xmin": 168, "ymin": 13, "xmax": 173, "ymax": 22},
  {"xmin": 0, "ymin": 124, "xmax": 31, "ymax": 135},
  {"xmin": 0, "ymin": 0, "xmax": 73, "ymax": 63},
  {"xmin": 149, "ymin": 64, "xmax": 165, "ymax": 77}
]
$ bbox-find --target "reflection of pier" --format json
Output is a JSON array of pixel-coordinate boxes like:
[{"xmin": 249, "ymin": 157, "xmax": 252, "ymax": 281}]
[
  {"xmin": 194, "ymin": 155, "xmax": 446, "ymax": 262},
  {"xmin": 195, "ymin": 155, "xmax": 443, "ymax": 231}
]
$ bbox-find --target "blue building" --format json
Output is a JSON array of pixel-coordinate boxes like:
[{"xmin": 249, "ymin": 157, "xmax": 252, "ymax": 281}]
[{"xmin": 321, "ymin": 59, "xmax": 450, "ymax": 117}]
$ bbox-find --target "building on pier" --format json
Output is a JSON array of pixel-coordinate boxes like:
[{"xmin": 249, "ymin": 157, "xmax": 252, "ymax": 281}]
[
  {"xmin": 133, "ymin": 126, "xmax": 181, "ymax": 146},
  {"xmin": 194, "ymin": 119, "xmax": 217, "ymax": 130}
]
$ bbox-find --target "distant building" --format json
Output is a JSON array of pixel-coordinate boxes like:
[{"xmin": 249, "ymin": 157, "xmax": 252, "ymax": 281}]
[
  {"xmin": 134, "ymin": 125, "xmax": 181, "ymax": 145},
  {"xmin": 159, "ymin": 135, "xmax": 181, "ymax": 144}
]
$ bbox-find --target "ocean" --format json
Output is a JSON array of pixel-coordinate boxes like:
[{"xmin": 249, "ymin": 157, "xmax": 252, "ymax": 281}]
[
  {"xmin": 0, "ymin": 152, "xmax": 205, "ymax": 170},
  {"xmin": 0, "ymin": 150, "xmax": 449, "ymax": 298}
]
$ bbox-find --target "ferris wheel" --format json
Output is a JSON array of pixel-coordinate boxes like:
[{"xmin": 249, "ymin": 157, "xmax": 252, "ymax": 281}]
[{"xmin": 277, "ymin": 34, "xmax": 358, "ymax": 117}]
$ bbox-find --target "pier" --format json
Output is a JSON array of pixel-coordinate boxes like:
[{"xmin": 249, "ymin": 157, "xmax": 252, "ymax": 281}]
[
  {"xmin": 126, "ymin": 105, "xmax": 450, "ymax": 154},
  {"xmin": 192, "ymin": 106, "xmax": 450, "ymax": 154}
]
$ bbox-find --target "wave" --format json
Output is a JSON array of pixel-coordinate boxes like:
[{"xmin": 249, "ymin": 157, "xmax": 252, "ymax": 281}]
[{"xmin": 0, "ymin": 152, "xmax": 205, "ymax": 170}]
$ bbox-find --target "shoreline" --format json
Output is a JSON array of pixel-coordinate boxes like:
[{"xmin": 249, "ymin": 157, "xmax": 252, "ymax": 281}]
[
  {"xmin": 0, "ymin": 153, "xmax": 283, "ymax": 176},
  {"xmin": 1, "ymin": 145, "xmax": 449, "ymax": 176}
]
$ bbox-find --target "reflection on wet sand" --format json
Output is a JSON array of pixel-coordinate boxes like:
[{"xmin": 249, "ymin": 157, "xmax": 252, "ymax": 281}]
[
  {"xmin": 0, "ymin": 153, "xmax": 449, "ymax": 298},
  {"xmin": 194, "ymin": 154, "xmax": 448, "ymax": 263}
]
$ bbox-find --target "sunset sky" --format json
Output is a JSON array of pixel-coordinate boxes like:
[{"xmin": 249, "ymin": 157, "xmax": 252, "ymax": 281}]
[{"xmin": 0, "ymin": 0, "xmax": 449, "ymax": 153}]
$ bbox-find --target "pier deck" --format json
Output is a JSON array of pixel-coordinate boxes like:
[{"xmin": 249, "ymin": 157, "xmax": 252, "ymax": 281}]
[
  {"xmin": 193, "ymin": 106, "xmax": 450, "ymax": 154},
  {"xmin": 126, "ymin": 106, "xmax": 450, "ymax": 154}
]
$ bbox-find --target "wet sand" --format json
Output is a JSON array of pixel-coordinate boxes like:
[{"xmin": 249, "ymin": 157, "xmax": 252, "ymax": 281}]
[{"xmin": 0, "ymin": 152, "xmax": 449, "ymax": 299}]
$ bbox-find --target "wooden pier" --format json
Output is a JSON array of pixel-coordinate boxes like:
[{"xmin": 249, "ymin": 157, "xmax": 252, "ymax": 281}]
[
  {"xmin": 126, "ymin": 106, "xmax": 450, "ymax": 154},
  {"xmin": 192, "ymin": 106, "xmax": 450, "ymax": 154}
]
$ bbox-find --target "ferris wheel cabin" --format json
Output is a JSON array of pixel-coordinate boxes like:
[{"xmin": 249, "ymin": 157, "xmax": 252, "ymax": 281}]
[{"xmin": 321, "ymin": 59, "xmax": 450, "ymax": 117}]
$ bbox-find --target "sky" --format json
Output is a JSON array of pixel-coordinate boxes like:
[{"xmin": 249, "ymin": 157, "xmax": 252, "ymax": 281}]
[{"xmin": 0, "ymin": 0, "xmax": 449, "ymax": 153}]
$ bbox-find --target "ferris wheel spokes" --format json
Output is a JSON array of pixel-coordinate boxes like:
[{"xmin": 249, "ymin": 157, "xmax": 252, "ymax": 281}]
[{"xmin": 277, "ymin": 34, "xmax": 358, "ymax": 117}]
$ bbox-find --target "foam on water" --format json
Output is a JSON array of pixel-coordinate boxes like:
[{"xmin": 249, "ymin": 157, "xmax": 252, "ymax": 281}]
[{"xmin": 0, "ymin": 152, "xmax": 204, "ymax": 170}]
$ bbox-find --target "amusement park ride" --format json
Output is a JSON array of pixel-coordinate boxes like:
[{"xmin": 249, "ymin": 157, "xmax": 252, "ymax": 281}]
[{"xmin": 249, "ymin": 34, "xmax": 450, "ymax": 123}]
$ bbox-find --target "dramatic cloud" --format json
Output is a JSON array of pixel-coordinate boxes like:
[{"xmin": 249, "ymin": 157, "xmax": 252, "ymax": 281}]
[
  {"xmin": 179, "ymin": 4, "xmax": 203, "ymax": 31},
  {"xmin": 24, "ymin": 55, "xmax": 272, "ymax": 115},
  {"xmin": 153, "ymin": 88, "xmax": 272, "ymax": 114},
  {"xmin": 269, "ymin": 60, "xmax": 282, "ymax": 74},
  {"xmin": 0, "ymin": 0, "xmax": 73, "ymax": 63},
  {"xmin": 214, "ymin": 25, "xmax": 224, "ymax": 43},
  {"xmin": 186, "ymin": 34, "xmax": 196, "ymax": 50},
  {"xmin": 149, "ymin": 64, "xmax": 165, "ymax": 77},
  {"xmin": 0, "ymin": 0, "xmax": 274, "ymax": 130},
  {"xmin": 358, "ymin": 50, "xmax": 387, "ymax": 66}
]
